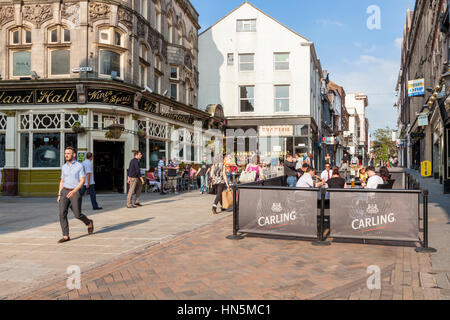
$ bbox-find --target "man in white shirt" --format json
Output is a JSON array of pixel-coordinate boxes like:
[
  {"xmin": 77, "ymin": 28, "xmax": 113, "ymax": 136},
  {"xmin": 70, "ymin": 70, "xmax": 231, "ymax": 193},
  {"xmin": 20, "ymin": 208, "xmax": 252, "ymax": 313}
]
[
  {"xmin": 351, "ymin": 154, "xmax": 359, "ymax": 166},
  {"xmin": 297, "ymin": 167, "xmax": 326, "ymax": 188},
  {"xmin": 364, "ymin": 166, "xmax": 384, "ymax": 189},
  {"xmin": 81, "ymin": 152, "xmax": 102, "ymax": 210},
  {"xmin": 320, "ymin": 163, "xmax": 333, "ymax": 182}
]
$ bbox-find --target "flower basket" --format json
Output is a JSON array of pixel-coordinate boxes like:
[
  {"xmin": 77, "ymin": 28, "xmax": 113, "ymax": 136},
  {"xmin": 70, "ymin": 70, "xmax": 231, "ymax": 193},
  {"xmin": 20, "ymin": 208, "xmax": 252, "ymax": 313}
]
[
  {"xmin": 72, "ymin": 122, "xmax": 86, "ymax": 134},
  {"xmin": 106, "ymin": 123, "xmax": 124, "ymax": 139},
  {"xmin": 137, "ymin": 130, "xmax": 147, "ymax": 139}
]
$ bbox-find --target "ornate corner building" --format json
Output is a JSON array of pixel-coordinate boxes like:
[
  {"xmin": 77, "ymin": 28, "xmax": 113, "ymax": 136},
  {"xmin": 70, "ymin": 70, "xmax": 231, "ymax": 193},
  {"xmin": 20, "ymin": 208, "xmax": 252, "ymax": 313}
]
[{"xmin": 0, "ymin": 0, "xmax": 225, "ymax": 196}]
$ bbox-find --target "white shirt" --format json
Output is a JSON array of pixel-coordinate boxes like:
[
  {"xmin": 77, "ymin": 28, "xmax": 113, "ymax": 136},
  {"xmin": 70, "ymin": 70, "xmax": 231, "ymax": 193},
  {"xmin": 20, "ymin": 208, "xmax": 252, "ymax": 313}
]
[
  {"xmin": 366, "ymin": 175, "xmax": 384, "ymax": 189},
  {"xmin": 61, "ymin": 161, "xmax": 85, "ymax": 189},
  {"xmin": 296, "ymin": 173, "xmax": 314, "ymax": 188},
  {"xmin": 320, "ymin": 170, "xmax": 333, "ymax": 182},
  {"xmin": 82, "ymin": 159, "xmax": 95, "ymax": 185},
  {"xmin": 351, "ymin": 156, "xmax": 359, "ymax": 165}
]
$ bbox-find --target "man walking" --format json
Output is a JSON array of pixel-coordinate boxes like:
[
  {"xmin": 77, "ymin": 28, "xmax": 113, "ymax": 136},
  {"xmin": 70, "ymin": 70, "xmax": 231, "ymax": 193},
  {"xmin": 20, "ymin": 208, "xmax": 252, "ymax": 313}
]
[
  {"xmin": 166, "ymin": 158, "xmax": 179, "ymax": 194},
  {"xmin": 196, "ymin": 156, "xmax": 211, "ymax": 194},
  {"xmin": 127, "ymin": 151, "xmax": 144, "ymax": 208},
  {"xmin": 57, "ymin": 147, "xmax": 94, "ymax": 243},
  {"xmin": 81, "ymin": 152, "xmax": 102, "ymax": 211}
]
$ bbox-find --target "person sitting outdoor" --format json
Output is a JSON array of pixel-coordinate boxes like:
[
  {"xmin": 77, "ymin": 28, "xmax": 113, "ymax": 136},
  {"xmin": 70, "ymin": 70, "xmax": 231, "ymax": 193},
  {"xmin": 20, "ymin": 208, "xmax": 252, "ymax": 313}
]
[
  {"xmin": 284, "ymin": 154, "xmax": 299, "ymax": 187},
  {"xmin": 146, "ymin": 168, "xmax": 161, "ymax": 192},
  {"xmin": 362, "ymin": 166, "xmax": 384, "ymax": 189},
  {"xmin": 299, "ymin": 163, "xmax": 309, "ymax": 178},
  {"xmin": 296, "ymin": 167, "xmax": 326, "ymax": 188},
  {"xmin": 320, "ymin": 162, "xmax": 333, "ymax": 182},
  {"xmin": 379, "ymin": 166, "xmax": 391, "ymax": 182},
  {"xmin": 358, "ymin": 166, "xmax": 368, "ymax": 184},
  {"xmin": 326, "ymin": 167, "xmax": 348, "ymax": 189}
]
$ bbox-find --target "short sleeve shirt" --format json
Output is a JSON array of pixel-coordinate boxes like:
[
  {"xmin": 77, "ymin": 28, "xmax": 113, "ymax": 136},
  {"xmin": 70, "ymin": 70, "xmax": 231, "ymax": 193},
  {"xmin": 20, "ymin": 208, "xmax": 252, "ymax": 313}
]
[
  {"xmin": 61, "ymin": 161, "xmax": 85, "ymax": 189},
  {"xmin": 157, "ymin": 160, "xmax": 165, "ymax": 178},
  {"xmin": 366, "ymin": 175, "xmax": 384, "ymax": 189},
  {"xmin": 296, "ymin": 174, "xmax": 314, "ymax": 188},
  {"xmin": 167, "ymin": 161, "xmax": 178, "ymax": 177},
  {"xmin": 82, "ymin": 159, "xmax": 95, "ymax": 185}
]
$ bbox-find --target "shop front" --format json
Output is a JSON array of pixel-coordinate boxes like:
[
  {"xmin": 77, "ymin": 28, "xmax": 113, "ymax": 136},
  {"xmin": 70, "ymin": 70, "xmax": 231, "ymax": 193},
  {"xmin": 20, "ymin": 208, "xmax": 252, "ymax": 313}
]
[{"xmin": 0, "ymin": 81, "xmax": 224, "ymax": 196}]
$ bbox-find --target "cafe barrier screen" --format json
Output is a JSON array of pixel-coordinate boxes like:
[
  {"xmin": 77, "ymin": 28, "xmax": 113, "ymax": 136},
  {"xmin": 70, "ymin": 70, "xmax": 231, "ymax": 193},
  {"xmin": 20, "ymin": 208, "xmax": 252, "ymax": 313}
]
[
  {"xmin": 238, "ymin": 188, "xmax": 318, "ymax": 238},
  {"xmin": 329, "ymin": 190, "xmax": 420, "ymax": 242},
  {"xmin": 389, "ymin": 171, "xmax": 407, "ymax": 189}
]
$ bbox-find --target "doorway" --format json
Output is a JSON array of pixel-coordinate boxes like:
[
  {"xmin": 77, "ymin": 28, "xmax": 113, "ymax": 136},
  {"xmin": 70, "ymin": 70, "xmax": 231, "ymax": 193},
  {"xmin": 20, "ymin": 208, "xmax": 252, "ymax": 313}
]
[{"xmin": 94, "ymin": 140, "xmax": 124, "ymax": 193}]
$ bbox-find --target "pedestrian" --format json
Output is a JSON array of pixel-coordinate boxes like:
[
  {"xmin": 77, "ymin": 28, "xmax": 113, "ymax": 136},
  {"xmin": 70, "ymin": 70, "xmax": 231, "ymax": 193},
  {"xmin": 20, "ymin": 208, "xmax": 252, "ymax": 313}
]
[
  {"xmin": 295, "ymin": 153, "xmax": 303, "ymax": 171},
  {"xmin": 245, "ymin": 155, "xmax": 265, "ymax": 182},
  {"xmin": 362, "ymin": 166, "xmax": 384, "ymax": 189},
  {"xmin": 341, "ymin": 153, "xmax": 350, "ymax": 171},
  {"xmin": 127, "ymin": 151, "xmax": 144, "ymax": 208},
  {"xmin": 308, "ymin": 153, "xmax": 315, "ymax": 169},
  {"xmin": 325, "ymin": 153, "xmax": 331, "ymax": 166},
  {"xmin": 284, "ymin": 154, "xmax": 298, "ymax": 187},
  {"xmin": 80, "ymin": 152, "xmax": 102, "ymax": 211},
  {"xmin": 379, "ymin": 166, "xmax": 391, "ymax": 182},
  {"xmin": 359, "ymin": 166, "xmax": 368, "ymax": 184},
  {"xmin": 196, "ymin": 156, "xmax": 211, "ymax": 194},
  {"xmin": 326, "ymin": 167, "xmax": 348, "ymax": 189},
  {"xmin": 210, "ymin": 154, "xmax": 228, "ymax": 215},
  {"xmin": 224, "ymin": 154, "xmax": 233, "ymax": 185},
  {"xmin": 166, "ymin": 158, "xmax": 179, "ymax": 194},
  {"xmin": 157, "ymin": 156, "xmax": 167, "ymax": 194},
  {"xmin": 57, "ymin": 147, "xmax": 94, "ymax": 243},
  {"xmin": 320, "ymin": 162, "xmax": 333, "ymax": 182}
]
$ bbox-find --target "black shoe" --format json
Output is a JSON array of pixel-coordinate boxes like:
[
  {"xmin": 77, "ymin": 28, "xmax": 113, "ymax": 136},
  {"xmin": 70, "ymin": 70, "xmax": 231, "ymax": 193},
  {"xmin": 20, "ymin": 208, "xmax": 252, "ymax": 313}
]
[
  {"xmin": 58, "ymin": 237, "xmax": 70, "ymax": 244},
  {"xmin": 212, "ymin": 206, "xmax": 217, "ymax": 215},
  {"xmin": 134, "ymin": 203, "xmax": 143, "ymax": 207},
  {"xmin": 87, "ymin": 220, "xmax": 94, "ymax": 235},
  {"xmin": 93, "ymin": 207, "xmax": 103, "ymax": 211}
]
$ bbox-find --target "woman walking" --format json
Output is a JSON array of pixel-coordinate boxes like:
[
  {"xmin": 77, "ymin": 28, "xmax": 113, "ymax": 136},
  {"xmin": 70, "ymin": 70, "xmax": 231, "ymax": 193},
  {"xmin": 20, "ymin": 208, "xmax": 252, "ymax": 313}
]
[{"xmin": 210, "ymin": 155, "xmax": 229, "ymax": 215}]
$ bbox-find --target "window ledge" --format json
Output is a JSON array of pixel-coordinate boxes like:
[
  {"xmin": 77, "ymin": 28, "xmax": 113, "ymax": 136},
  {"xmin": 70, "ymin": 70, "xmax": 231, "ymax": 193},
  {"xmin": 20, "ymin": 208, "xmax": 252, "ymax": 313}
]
[
  {"xmin": 47, "ymin": 43, "xmax": 71, "ymax": 48},
  {"xmin": 96, "ymin": 43, "xmax": 127, "ymax": 53},
  {"xmin": 7, "ymin": 44, "xmax": 32, "ymax": 49}
]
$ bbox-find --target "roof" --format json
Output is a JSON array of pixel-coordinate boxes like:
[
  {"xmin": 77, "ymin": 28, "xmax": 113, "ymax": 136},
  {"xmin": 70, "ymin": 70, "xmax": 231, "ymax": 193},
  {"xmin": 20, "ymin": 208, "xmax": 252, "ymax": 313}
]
[{"xmin": 199, "ymin": 1, "xmax": 309, "ymax": 42}]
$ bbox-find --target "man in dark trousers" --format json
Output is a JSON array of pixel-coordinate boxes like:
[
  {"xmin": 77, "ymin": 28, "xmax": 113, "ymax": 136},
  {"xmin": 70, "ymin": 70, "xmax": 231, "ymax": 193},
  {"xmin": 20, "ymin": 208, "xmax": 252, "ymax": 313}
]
[
  {"xmin": 57, "ymin": 147, "xmax": 94, "ymax": 243},
  {"xmin": 80, "ymin": 152, "xmax": 102, "ymax": 210},
  {"xmin": 127, "ymin": 151, "xmax": 144, "ymax": 208}
]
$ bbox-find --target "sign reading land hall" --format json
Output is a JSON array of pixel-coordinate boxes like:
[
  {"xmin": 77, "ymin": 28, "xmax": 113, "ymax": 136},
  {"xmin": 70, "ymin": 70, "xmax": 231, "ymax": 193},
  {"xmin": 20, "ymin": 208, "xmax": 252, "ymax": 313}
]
[{"xmin": 0, "ymin": 89, "xmax": 77, "ymax": 105}]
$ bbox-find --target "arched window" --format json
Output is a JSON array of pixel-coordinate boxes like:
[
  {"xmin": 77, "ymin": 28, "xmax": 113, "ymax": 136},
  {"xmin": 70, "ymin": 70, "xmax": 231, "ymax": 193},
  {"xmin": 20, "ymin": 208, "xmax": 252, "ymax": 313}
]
[
  {"xmin": 168, "ymin": 11, "xmax": 173, "ymax": 43},
  {"xmin": 9, "ymin": 27, "xmax": 32, "ymax": 78},
  {"xmin": 139, "ymin": 43, "xmax": 149, "ymax": 87},
  {"xmin": 98, "ymin": 27, "xmax": 125, "ymax": 79},
  {"xmin": 48, "ymin": 26, "xmax": 70, "ymax": 44},
  {"xmin": 155, "ymin": 0, "xmax": 162, "ymax": 33}
]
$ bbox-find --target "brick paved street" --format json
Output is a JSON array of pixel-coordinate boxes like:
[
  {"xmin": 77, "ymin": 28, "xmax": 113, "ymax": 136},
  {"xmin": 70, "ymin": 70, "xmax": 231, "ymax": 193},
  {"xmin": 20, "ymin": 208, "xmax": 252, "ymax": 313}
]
[{"xmin": 14, "ymin": 213, "xmax": 441, "ymax": 300}]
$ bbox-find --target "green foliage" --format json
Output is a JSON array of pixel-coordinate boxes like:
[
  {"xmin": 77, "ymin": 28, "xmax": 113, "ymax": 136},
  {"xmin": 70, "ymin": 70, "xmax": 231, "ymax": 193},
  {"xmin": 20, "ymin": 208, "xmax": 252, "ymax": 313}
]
[{"xmin": 372, "ymin": 127, "xmax": 397, "ymax": 165}]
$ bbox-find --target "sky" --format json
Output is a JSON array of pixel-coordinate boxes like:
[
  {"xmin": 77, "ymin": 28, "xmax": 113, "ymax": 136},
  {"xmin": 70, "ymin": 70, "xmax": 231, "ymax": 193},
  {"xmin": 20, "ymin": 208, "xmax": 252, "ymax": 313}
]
[{"xmin": 191, "ymin": 0, "xmax": 416, "ymax": 135}]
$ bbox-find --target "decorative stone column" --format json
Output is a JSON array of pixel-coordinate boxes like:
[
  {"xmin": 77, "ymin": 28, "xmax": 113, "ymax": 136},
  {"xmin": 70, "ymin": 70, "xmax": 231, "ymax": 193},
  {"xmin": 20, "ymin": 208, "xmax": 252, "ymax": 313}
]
[{"xmin": 3, "ymin": 111, "xmax": 18, "ymax": 196}]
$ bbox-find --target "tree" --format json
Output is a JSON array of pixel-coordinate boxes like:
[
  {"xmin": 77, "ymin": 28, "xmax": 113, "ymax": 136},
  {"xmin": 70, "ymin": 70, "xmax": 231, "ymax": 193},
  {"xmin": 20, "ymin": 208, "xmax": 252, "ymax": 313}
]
[{"xmin": 372, "ymin": 127, "xmax": 397, "ymax": 166}]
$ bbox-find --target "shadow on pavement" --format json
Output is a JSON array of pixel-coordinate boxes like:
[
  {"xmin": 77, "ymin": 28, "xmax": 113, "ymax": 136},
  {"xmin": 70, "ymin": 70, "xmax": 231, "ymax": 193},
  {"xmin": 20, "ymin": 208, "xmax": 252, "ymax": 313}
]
[{"xmin": 93, "ymin": 218, "xmax": 154, "ymax": 235}]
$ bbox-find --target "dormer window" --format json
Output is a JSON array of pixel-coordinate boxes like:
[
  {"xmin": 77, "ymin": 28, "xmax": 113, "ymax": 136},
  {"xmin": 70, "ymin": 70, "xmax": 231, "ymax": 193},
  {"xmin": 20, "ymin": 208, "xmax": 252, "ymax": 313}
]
[{"xmin": 99, "ymin": 27, "xmax": 123, "ymax": 47}]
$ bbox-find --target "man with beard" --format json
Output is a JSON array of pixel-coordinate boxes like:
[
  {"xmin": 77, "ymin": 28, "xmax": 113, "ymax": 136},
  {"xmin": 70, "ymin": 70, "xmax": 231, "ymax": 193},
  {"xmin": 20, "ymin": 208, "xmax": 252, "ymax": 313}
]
[{"xmin": 57, "ymin": 147, "xmax": 94, "ymax": 243}]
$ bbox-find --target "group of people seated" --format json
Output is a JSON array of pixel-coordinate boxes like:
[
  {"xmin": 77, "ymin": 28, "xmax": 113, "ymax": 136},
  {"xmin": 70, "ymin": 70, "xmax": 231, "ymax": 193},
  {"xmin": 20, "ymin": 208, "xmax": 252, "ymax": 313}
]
[{"xmin": 284, "ymin": 153, "xmax": 393, "ymax": 189}]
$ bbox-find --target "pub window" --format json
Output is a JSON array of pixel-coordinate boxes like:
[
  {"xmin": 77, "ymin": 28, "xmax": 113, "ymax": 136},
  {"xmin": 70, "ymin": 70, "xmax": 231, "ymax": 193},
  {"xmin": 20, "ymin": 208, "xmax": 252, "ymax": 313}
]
[
  {"xmin": 12, "ymin": 51, "xmax": 31, "ymax": 77},
  {"xmin": 50, "ymin": 50, "xmax": 70, "ymax": 75},
  {"xmin": 99, "ymin": 49, "xmax": 122, "ymax": 78},
  {"xmin": 32, "ymin": 133, "xmax": 60, "ymax": 168},
  {"xmin": 240, "ymin": 86, "xmax": 255, "ymax": 112},
  {"xmin": 20, "ymin": 133, "xmax": 29, "ymax": 168},
  {"xmin": 139, "ymin": 137, "xmax": 147, "ymax": 169},
  {"xmin": 65, "ymin": 133, "xmax": 78, "ymax": 150},
  {"xmin": 274, "ymin": 85, "xmax": 290, "ymax": 112},
  {"xmin": 0, "ymin": 134, "xmax": 5, "ymax": 168}
]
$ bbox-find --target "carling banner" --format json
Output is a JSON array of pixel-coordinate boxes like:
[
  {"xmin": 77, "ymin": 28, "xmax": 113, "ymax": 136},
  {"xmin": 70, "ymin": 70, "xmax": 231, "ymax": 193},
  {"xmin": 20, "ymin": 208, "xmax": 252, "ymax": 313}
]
[
  {"xmin": 389, "ymin": 171, "xmax": 406, "ymax": 189},
  {"xmin": 238, "ymin": 188, "xmax": 318, "ymax": 238},
  {"xmin": 330, "ymin": 191, "xmax": 419, "ymax": 241}
]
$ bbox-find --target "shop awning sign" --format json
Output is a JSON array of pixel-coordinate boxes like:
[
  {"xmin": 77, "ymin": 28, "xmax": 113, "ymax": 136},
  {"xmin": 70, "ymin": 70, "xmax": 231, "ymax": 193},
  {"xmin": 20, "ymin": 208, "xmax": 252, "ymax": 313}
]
[
  {"xmin": 408, "ymin": 78, "xmax": 425, "ymax": 97},
  {"xmin": 259, "ymin": 126, "xmax": 293, "ymax": 137}
]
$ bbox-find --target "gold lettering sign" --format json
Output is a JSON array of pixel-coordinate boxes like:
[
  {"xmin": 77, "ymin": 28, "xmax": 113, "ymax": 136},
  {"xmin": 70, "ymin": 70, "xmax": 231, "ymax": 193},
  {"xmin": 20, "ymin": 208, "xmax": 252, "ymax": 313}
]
[
  {"xmin": 87, "ymin": 89, "xmax": 133, "ymax": 107},
  {"xmin": 36, "ymin": 89, "xmax": 76, "ymax": 104},
  {"xmin": 0, "ymin": 90, "xmax": 34, "ymax": 105}
]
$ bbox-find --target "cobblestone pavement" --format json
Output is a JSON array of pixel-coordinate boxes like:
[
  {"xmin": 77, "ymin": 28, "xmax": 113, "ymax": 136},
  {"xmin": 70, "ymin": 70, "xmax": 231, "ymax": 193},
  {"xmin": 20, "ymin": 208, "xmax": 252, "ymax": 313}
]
[
  {"xmin": 0, "ymin": 191, "xmax": 223, "ymax": 299},
  {"xmin": 16, "ymin": 214, "xmax": 441, "ymax": 300}
]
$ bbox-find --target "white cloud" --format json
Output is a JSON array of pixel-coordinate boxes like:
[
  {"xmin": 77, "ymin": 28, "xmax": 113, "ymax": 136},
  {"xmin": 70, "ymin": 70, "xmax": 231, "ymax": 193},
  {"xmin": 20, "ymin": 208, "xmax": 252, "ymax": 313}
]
[
  {"xmin": 316, "ymin": 19, "xmax": 344, "ymax": 27},
  {"xmin": 333, "ymin": 55, "xmax": 400, "ymax": 133}
]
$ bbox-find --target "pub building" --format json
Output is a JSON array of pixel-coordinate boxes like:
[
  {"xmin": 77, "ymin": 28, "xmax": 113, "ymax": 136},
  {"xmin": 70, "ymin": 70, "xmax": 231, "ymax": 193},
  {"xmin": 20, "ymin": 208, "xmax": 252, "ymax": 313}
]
[{"xmin": 0, "ymin": 0, "xmax": 224, "ymax": 196}]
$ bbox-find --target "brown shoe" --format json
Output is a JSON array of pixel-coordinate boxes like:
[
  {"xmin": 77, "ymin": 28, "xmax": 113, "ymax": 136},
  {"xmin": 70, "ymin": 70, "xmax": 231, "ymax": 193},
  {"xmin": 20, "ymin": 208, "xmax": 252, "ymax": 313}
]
[
  {"xmin": 87, "ymin": 220, "xmax": 94, "ymax": 235},
  {"xmin": 127, "ymin": 205, "xmax": 137, "ymax": 209},
  {"xmin": 58, "ymin": 237, "xmax": 70, "ymax": 244},
  {"xmin": 134, "ymin": 203, "xmax": 143, "ymax": 207}
]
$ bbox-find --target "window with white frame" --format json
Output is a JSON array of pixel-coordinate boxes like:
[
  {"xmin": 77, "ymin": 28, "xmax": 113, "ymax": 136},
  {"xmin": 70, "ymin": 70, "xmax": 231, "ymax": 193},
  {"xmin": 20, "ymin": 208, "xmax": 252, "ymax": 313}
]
[
  {"xmin": 154, "ymin": 74, "xmax": 160, "ymax": 94},
  {"xmin": 170, "ymin": 82, "xmax": 178, "ymax": 100},
  {"xmin": 155, "ymin": 1, "xmax": 162, "ymax": 33},
  {"xmin": 139, "ymin": 44, "xmax": 149, "ymax": 87},
  {"xmin": 274, "ymin": 85, "xmax": 290, "ymax": 112},
  {"xmin": 99, "ymin": 27, "xmax": 123, "ymax": 47},
  {"xmin": 48, "ymin": 26, "xmax": 70, "ymax": 44},
  {"xmin": 98, "ymin": 27, "xmax": 125, "ymax": 78},
  {"xmin": 99, "ymin": 50, "xmax": 121, "ymax": 77},
  {"xmin": 177, "ymin": 23, "xmax": 183, "ymax": 46},
  {"xmin": 239, "ymin": 54, "xmax": 254, "ymax": 71},
  {"xmin": 168, "ymin": 12, "xmax": 174, "ymax": 43},
  {"xmin": 240, "ymin": 86, "xmax": 255, "ymax": 112},
  {"xmin": 50, "ymin": 50, "xmax": 70, "ymax": 75},
  {"xmin": 141, "ymin": 0, "xmax": 148, "ymax": 19},
  {"xmin": 10, "ymin": 27, "xmax": 32, "ymax": 45},
  {"xmin": 154, "ymin": 55, "xmax": 162, "ymax": 71},
  {"xmin": 170, "ymin": 66, "xmax": 179, "ymax": 80},
  {"xmin": 274, "ymin": 53, "xmax": 290, "ymax": 70},
  {"xmin": 236, "ymin": 19, "xmax": 256, "ymax": 32},
  {"xmin": 11, "ymin": 51, "xmax": 31, "ymax": 77}
]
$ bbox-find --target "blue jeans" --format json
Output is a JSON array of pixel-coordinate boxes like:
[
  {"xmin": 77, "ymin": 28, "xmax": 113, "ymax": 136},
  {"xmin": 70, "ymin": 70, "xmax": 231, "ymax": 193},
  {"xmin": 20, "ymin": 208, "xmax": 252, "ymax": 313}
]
[
  {"xmin": 200, "ymin": 175, "xmax": 208, "ymax": 193},
  {"xmin": 80, "ymin": 185, "xmax": 100, "ymax": 210},
  {"xmin": 287, "ymin": 176, "xmax": 297, "ymax": 188}
]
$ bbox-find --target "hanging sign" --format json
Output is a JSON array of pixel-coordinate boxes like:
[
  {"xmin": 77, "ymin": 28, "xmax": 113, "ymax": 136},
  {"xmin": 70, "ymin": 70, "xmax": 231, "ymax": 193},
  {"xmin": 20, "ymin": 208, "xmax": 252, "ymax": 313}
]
[{"xmin": 408, "ymin": 79, "xmax": 425, "ymax": 97}]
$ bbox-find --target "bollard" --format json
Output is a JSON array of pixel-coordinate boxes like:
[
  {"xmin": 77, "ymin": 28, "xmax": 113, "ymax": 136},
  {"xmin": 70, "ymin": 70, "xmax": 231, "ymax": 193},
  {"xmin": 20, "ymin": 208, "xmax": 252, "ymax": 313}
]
[
  {"xmin": 415, "ymin": 190, "xmax": 437, "ymax": 253},
  {"xmin": 312, "ymin": 187, "xmax": 331, "ymax": 246},
  {"xmin": 226, "ymin": 183, "xmax": 244, "ymax": 240}
]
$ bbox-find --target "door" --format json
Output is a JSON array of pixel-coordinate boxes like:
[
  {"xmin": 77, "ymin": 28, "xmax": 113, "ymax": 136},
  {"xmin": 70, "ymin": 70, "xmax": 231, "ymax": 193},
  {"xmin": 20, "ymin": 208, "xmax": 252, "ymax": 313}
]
[{"xmin": 93, "ymin": 141, "xmax": 124, "ymax": 193}]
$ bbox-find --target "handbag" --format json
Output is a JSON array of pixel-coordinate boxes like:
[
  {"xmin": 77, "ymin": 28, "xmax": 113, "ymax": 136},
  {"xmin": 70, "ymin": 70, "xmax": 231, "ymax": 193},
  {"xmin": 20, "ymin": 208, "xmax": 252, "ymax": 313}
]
[
  {"xmin": 221, "ymin": 188, "xmax": 234, "ymax": 210},
  {"xmin": 239, "ymin": 170, "xmax": 256, "ymax": 183}
]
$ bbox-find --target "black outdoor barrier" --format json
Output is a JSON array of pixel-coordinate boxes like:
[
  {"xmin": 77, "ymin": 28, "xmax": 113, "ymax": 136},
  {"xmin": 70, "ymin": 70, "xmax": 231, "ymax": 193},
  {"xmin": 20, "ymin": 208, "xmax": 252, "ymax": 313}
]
[{"xmin": 228, "ymin": 175, "xmax": 436, "ymax": 252}]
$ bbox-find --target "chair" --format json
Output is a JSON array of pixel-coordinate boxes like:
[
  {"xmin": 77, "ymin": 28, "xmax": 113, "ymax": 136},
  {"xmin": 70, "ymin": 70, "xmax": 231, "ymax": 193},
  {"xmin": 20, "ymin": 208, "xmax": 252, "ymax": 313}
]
[{"xmin": 377, "ymin": 179, "xmax": 395, "ymax": 190}]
